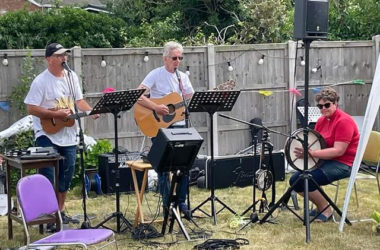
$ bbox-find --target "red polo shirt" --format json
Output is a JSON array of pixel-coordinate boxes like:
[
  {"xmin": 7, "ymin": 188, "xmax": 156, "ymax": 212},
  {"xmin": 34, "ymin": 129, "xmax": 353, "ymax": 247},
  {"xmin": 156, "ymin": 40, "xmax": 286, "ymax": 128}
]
[{"xmin": 315, "ymin": 109, "xmax": 359, "ymax": 166}]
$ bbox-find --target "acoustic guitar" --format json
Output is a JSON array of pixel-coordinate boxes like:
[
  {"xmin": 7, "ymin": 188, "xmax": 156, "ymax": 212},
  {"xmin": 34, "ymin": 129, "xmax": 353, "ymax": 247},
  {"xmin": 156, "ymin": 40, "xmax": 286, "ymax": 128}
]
[
  {"xmin": 134, "ymin": 79, "xmax": 236, "ymax": 137},
  {"xmin": 41, "ymin": 110, "xmax": 89, "ymax": 134}
]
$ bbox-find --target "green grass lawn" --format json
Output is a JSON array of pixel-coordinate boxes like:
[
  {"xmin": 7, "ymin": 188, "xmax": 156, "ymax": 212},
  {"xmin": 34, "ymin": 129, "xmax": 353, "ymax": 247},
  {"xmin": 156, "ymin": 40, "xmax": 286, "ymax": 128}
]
[{"xmin": 1, "ymin": 174, "xmax": 380, "ymax": 249}]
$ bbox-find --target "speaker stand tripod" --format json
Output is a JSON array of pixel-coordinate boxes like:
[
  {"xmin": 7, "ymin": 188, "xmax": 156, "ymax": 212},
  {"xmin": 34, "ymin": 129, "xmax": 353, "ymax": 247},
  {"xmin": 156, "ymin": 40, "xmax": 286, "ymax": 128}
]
[
  {"xmin": 161, "ymin": 171, "xmax": 191, "ymax": 240},
  {"xmin": 189, "ymin": 90, "xmax": 240, "ymax": 225},
  {"xmin": 259, "ymin": 39, "xmax": 351, "ymax": 242},
  {"xmin": 92, "ymin": 89, "xmax": 144, "ymax": 233}
]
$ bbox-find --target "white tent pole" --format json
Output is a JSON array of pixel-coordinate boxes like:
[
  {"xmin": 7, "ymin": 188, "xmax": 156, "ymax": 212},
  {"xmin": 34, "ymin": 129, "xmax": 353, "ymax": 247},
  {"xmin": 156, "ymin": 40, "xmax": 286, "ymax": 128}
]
[{"xmin": 339, "ymin": 57, "xmax": 380, "ymax": 232}]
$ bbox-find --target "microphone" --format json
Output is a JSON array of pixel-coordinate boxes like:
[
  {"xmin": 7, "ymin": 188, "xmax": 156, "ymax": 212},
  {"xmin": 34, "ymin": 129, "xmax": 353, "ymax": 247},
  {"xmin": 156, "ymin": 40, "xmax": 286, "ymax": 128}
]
[
  {"xmin": 62, "ymin": 61, "xmax": 72, "ymax": 72},
  {"xmin": 174, "ymin": 67, "xmax": 180, "ymax": 78}
]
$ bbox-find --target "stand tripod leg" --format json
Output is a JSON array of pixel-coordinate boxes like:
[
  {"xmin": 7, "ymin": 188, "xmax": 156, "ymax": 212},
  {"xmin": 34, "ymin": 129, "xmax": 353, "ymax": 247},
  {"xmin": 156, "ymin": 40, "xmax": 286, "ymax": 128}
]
[
  {"xmin": 304, "ymin": 177, "xmax": 311, "ymax": 242},
  {"xmin": 169, "ymin": 207, "xmax": 190, "ymax": 240},
  {"xmin": 161, "ymin": 172, "xmax": 191, "ymax": 240},
  {"xmin": 260, "ymin": 174, "xmax": 303, "ymax": 224},
  {"xmin": 310, "ymin": 178, "xmax": 351, "ymax": 225}
]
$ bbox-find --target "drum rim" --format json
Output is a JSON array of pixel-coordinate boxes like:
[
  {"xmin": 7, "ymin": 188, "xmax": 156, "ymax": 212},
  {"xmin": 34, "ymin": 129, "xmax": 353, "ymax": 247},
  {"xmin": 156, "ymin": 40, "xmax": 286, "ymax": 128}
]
[{"xmin": 284, "ymin": 128, "xmax": 326, "ymax": 171}]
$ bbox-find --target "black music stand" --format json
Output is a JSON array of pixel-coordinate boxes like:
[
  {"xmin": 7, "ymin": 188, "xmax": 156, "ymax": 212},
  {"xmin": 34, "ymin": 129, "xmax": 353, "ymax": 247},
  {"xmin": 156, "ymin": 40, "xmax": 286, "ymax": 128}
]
[
  {"xmin": 92, "ymin": 89, "xmax": 145, "ymax": 233},
  {"xmin": 189, "ymin": 90, "xmax": 240, "ymax": 225},
  {"xmin": 259, "ymin": 39, "xmax": 351, "ymax": 242}
]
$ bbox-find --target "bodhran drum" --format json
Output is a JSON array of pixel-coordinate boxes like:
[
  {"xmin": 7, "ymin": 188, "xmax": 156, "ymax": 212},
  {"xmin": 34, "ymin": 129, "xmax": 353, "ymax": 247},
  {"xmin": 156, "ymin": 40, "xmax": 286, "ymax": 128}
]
[{"xmin": 284, "ymin": 128, "xmax": 326, "ymax": 171}]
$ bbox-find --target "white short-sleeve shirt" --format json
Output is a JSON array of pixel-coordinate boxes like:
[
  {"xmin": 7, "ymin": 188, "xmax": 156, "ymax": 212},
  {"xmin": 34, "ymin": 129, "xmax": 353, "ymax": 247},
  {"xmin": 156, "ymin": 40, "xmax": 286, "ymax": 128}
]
[
  {"xmin": 24, "ymin": 69, "xmax": 83, "ymax": 146},
  {"xmin": 141, "ymin": 66, "xmax": 194, "ymax": 126},
  {"xmin": 142, "ymin": 66, "xmax": 194, "ymax": 98}
]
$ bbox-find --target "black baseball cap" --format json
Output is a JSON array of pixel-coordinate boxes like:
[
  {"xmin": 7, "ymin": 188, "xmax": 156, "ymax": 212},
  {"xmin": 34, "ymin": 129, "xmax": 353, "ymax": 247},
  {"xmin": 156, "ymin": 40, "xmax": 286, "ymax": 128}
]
[{"xmin": 45, "ymin": 43, "xmax": 71, "ymax": 57}]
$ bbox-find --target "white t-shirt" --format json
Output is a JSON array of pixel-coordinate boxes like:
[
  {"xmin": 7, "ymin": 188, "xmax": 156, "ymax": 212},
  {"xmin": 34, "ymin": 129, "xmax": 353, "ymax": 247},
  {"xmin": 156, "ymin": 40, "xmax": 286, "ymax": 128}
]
[
  {"xmin": 24, "ymin": 69, "xmax": 83, "ymax": 146},
  {"xmin": 142, "ymin": 66, "xmax": 194, "ymax": 126},
  {"xmin": 142, "ymin": 66, "xmax": 194, "ymax": 98}
]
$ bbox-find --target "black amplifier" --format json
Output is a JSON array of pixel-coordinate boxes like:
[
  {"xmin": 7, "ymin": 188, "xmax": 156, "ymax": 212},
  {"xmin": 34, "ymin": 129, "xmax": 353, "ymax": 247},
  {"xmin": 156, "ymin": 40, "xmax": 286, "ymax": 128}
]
[
  {"xmin": 193, "ymin": 152, "xmax": 285, "ymax": 189},
  {"xmin": 98, "ymin": 152, "xmax": 144, "ymax": 194}
]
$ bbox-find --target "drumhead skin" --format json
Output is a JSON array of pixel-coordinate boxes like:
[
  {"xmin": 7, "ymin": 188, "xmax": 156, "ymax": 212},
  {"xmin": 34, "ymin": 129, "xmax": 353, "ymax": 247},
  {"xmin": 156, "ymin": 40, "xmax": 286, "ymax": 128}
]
[{"xmin": 285, "ymin": 128, "xmax": 326, "ymax": 171}]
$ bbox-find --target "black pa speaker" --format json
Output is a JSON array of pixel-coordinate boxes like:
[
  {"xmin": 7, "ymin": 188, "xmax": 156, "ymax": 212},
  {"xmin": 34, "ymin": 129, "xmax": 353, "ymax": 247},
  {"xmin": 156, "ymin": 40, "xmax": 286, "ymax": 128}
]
[
  {"xmin": 294, "ymin": 0, "xmax": 329, "ymax": 40},
  {"xmin": 98, "ymin": 153, "xmax": 144, "ymax": 194},
  {"xmin": 148, "ymin": 128, "xmax": 204, "ymax": 173}
]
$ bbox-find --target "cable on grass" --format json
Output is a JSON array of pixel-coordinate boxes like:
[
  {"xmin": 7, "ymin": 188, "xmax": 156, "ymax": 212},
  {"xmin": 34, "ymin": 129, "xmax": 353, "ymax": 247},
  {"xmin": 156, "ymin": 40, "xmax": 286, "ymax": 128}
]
[
  {"xmin": 193, "ymin": 238, "xmax": 249, "ymax": 249},
  {"xmin": 131, "ymin": 223, "xmax": 162, "ymax": 240}
]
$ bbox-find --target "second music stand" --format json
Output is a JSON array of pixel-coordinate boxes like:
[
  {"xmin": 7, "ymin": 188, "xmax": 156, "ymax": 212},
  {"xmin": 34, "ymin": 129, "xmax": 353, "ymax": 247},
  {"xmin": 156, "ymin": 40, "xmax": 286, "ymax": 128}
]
[
  {"xmin": 189, "ymin": 90, "xmax": 240, "ymax": 224},
  {"xmin": 92, "ymin": 89, "xmax": 145, "ymax": 233}
]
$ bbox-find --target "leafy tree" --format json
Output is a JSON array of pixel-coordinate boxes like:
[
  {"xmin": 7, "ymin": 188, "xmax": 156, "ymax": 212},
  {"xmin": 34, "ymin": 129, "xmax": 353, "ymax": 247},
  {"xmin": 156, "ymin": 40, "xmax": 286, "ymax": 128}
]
[
  {"xmin": 232, "ymin": 0, "xmax": 293, "ymax": 44},
  {"xmin": 329, "ymin": 0, "xmax": 380, "ymax": 40}
]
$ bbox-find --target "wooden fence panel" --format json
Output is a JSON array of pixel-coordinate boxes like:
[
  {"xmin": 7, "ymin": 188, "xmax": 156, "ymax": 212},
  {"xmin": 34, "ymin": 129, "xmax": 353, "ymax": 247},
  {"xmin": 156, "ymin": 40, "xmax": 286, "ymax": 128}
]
[{"xmin": 1, "ymin": 40, "xmax": 379, "ymax": 155}]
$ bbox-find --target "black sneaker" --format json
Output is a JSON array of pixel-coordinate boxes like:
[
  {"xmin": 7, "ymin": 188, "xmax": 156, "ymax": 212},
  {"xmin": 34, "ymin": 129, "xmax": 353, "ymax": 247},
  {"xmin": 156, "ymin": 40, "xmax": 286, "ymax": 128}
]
[
  {"xmin": 179, "ymin": 203, "xmax": 192, "ymax": 220},
  {"xmin": 46, "ymin": 223, "xmax": 57, "ymax": 233},
  {"xmin": 61, "ymin": 211, "xmax": 79, "ymax": 224}
]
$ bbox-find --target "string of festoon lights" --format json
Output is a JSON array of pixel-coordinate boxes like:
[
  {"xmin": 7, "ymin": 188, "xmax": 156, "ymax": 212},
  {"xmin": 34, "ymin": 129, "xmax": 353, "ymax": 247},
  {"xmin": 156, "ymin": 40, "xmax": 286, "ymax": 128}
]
[{"xmin": 89, "ymin": 47, "xmax": 356, "ymax": 88}]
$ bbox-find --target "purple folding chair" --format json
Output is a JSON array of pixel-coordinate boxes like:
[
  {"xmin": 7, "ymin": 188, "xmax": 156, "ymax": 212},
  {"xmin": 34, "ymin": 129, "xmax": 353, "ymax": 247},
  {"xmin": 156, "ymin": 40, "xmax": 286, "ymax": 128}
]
[{"xmin": 16, "ymin": 174, "xmax": 118, "ymax": 249}]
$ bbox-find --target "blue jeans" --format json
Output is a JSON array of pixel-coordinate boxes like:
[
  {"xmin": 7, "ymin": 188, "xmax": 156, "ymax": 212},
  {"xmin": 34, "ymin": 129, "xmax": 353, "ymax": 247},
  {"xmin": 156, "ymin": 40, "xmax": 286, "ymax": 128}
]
[
  {"xmin": 158, "ymin": 171, "xmax": 189, "ymax": 208},
  {"xmin": 36, "ymin": 136, "xmax": 77, "ymax": 192},
  {"xmin": 289, "ymin": 160, "xmax": 351, "ymax": 192}
]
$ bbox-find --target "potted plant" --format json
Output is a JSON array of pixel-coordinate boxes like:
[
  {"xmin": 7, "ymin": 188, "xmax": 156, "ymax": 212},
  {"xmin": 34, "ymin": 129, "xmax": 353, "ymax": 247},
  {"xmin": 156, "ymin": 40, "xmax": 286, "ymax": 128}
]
[{"xmin": 371, "ymin": 210, "xmax": 380, "ymax": 234}]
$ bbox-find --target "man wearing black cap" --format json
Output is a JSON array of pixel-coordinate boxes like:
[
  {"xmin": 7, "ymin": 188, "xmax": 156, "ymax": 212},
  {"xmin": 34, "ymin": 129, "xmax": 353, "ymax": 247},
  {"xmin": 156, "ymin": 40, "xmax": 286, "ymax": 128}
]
[{"xmin": 24, "ymin": 43, "xmax": 99, "ymax": 229}]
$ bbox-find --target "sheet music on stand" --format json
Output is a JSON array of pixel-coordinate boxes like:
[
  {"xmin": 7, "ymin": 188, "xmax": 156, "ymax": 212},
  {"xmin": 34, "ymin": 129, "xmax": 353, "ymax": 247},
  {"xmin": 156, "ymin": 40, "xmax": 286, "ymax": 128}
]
[
  {"xmin": 188, "ymin": 90, "xmax": 240, "ymax": 113},
  {"xmin": 90, "ymin": 89, "xmax": 145, "ymax": 115},
  {"xmin": 297, "ymin": 106, "xmax": 321, "ymax": 124}
]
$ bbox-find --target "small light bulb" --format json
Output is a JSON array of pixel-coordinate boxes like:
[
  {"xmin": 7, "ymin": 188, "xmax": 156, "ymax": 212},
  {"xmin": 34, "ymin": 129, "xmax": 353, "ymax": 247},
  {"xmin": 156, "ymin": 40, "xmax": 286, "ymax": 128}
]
[
  {"xmin": 143, "ymin": 52, "xmax": 149, "ymax": 62},
  {"xmin": 100, "ymin": 56, "xmax": 106, "ymax": 67},
  {"xmin": 258, "ymin": 55, "xmax": 265, "ymax": 65},
  {"xmin": 312, "ymin": 67, "xmax": 318, "ymax": 73},
  {"xmin": 227, "ymin": 62, "xmax": 233, "ymax": 72},
  {"xmin": 2, "ymin": 54, "xmax": 8, "ymax": 66},
  {"xmin": 2, "ymin": 58, "xmax": 8, "ymax": 66},
  {"xmin": 300, "ymin": 56, "xmax": 305, "ymax": 66},
  {"xmin": 101, "ymin": 60, "xmax": 107, "ymax": 67},
  {"xmin": 186, "ymin": 66, "xmax": 190, "ymax": 76}
]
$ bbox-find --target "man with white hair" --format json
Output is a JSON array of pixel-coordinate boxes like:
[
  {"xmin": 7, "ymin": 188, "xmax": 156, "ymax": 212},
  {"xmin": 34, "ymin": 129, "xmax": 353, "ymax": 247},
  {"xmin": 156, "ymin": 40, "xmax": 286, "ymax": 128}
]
[{"xmin": 137, "ymin": 41, "xmax": 194, "ymax": 216}]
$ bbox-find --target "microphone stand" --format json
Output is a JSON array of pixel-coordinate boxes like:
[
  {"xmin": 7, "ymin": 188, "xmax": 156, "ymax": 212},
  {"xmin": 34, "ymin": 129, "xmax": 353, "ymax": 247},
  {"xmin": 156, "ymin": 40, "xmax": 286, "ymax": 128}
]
[
  {"xmin": 174, "ymin": 68, "xmax": 194, "ymax": 220},
  {"xmin": 64, "ymin": 63, "xmax": 90, "ymax": 229}
]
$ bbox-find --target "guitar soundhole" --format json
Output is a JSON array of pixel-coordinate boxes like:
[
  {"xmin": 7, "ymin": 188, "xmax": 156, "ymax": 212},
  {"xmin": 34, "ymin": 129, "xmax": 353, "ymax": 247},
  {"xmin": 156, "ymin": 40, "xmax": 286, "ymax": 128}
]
[{"xmin": 167, "ymin": 104, "xmax": 175, "ymax": 114}]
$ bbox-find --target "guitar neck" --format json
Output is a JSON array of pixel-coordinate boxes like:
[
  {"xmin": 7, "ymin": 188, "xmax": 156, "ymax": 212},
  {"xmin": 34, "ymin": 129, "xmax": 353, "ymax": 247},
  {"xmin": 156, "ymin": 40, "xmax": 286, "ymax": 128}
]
[{"xmin": 68, "ymin": 111, "xmax": 90, "ymax": 119}]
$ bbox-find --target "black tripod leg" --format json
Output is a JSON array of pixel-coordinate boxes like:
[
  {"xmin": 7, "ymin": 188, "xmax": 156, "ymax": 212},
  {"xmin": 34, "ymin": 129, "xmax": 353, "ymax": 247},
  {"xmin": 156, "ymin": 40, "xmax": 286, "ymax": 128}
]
[
  {"xmin": 214, "ymin": 197, "xmax": 237, "ymax": 215},
  {"xmin": 309, "ymin": 178, "xmax": 351, "ymax": 225},
  {"xmin": 161, "ymin": 175, "xmax": 177, "ymax": 235},
  {"xmin": 304, "ymin": 176, "xmax": 311, "ymax": 242},
  {"xmin": 260, "ymin": 175, "xmax": 303, "ymax": 223},
  {"xmin": 191, "ymin": 197, "xmax": 212, "ymax": 217}
]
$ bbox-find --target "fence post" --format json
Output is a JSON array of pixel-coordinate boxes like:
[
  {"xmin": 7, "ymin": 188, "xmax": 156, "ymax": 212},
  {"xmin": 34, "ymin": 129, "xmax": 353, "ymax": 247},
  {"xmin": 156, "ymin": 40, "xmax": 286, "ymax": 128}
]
[
  {"xmin": 288, "ymin": 40, "xmax": 297, "ymax": 134},
  {"xmin": 373, "ymin": 35, "xmax": 380, "ymax": 70},
  {"xmin": 207, "ymin": 44, "xmax": 218, "ymax": 156}
]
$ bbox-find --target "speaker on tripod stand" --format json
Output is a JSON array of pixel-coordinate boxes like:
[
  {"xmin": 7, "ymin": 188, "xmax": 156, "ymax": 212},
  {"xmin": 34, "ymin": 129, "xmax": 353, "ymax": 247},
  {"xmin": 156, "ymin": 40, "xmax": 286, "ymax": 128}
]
[{"xmin": 259, "ymin": 0, "xmax": 352, "ymax": 243}]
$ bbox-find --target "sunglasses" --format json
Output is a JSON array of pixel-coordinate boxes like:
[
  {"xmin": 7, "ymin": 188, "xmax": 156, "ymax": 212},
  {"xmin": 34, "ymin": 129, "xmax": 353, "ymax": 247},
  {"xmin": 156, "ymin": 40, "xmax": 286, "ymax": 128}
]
[
  {"xmin": 171, "ymin": 56, "xmax": 183, "ymax": 61},
  {"xmin": 317, "ymin": 102, "xmax": 333, "ymax": 109}
]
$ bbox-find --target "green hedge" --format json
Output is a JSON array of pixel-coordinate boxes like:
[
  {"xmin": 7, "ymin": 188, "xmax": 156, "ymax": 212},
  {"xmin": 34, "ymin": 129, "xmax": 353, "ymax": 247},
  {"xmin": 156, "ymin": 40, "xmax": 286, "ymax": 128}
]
[{"xmin": 0, "ymin": 8, "xmax": 127, "ymax": 49}]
